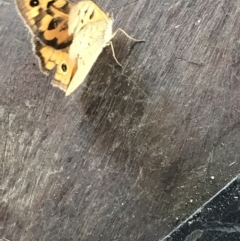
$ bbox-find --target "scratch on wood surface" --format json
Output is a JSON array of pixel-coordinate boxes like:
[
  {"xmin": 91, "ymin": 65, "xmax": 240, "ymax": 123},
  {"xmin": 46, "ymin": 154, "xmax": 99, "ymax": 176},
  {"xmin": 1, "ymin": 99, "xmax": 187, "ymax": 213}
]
[
  {"xmin": 175, "ymin": 56, "xmax": 206, "ymax": 67},
  {"xmin": 0, "ymin": 0, "xmax": 9, "ymax": 6},
  {"xmin": 2, "ymin": 0, "xmax": 240, "ymax": 240}
]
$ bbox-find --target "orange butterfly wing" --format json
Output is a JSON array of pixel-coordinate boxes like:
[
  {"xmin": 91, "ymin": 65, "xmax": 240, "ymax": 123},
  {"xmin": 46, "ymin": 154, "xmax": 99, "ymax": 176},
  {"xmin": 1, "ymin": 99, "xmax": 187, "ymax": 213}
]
[
  {"xmin": 33, "ymin": 37, "xmax": 77, "ymax": 91},
  {"xmin": 15, "ymin": 0, "xmax": 73, "ymax": 49},
  {"xmin": 15, "ymin": 0, "xmax": 77, "ymax": 92}
]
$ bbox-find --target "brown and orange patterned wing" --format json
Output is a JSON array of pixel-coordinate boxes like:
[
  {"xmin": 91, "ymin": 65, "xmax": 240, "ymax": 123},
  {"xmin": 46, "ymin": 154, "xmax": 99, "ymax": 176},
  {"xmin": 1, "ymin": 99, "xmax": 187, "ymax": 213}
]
[{"xmin": 15, "ymin": 0, "xmax": 73, "ymax": 49}]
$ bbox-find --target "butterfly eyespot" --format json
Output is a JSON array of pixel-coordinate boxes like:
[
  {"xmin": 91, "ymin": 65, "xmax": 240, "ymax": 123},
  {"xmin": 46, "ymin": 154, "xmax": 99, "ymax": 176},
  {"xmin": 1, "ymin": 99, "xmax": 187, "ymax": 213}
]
[
  {"xmin": 62, "ymin": 63, "xmax": 67, "ymax": 72},
  {"xmin": 30, "ymin": 0, "xmax": 39, "ymax": 7}
]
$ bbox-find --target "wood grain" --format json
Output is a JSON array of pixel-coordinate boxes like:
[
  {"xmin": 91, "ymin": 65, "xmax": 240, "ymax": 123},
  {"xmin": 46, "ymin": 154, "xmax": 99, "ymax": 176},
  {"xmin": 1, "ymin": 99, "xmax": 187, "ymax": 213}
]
[{"xmin": 1, "ymin": 0, "xmax": 240, "ymax": 240}]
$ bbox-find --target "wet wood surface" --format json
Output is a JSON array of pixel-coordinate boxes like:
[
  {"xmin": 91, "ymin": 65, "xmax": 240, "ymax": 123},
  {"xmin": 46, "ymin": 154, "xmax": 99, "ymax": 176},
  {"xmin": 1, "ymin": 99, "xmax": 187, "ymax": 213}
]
[{"xmin": 1, "ymin": 0, "xmax": 240, "ymax": 240}]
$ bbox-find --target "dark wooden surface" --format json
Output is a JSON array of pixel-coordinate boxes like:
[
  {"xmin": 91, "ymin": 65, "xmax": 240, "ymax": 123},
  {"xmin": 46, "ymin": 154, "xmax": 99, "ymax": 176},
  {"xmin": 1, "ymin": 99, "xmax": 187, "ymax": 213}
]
[{"xmin": 1, "ymin": 0, "xmax": 240, "ymax": 240}]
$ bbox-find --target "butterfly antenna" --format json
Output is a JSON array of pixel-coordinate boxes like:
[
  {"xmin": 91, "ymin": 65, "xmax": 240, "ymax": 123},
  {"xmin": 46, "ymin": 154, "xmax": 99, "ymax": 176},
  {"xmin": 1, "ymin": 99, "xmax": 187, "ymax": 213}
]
[{"xmin": 112, "ymin": 28, "xmax": 145, "ymax": 42}]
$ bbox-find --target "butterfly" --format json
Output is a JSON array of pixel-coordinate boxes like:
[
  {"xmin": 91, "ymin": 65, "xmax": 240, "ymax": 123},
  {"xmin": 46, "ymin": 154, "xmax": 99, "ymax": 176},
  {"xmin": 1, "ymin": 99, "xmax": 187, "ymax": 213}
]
[{"xmin": 15, "ymin": 0, "xmax": 144, "ymax": 96}]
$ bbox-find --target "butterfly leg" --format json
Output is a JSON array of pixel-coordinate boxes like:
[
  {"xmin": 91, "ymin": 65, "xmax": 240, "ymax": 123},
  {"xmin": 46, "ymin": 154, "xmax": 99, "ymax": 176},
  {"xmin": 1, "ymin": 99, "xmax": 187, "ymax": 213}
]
[
  {"xmin": 112, "ymin": 28, "xmax": 145, "ymax": 42},
  {"xmin": 110, "ymin": 41, "xmax": 122, "ymax": 67}
]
